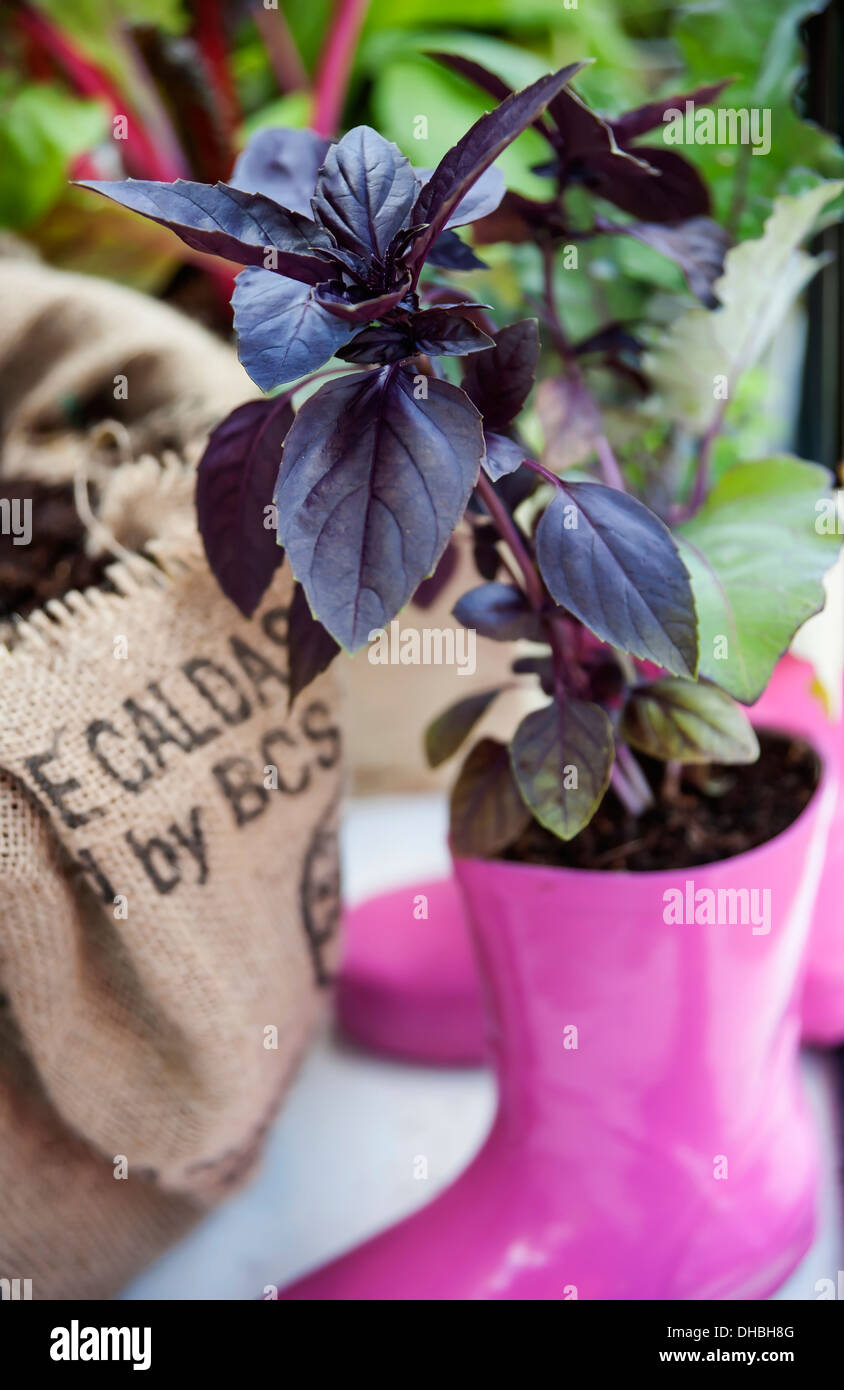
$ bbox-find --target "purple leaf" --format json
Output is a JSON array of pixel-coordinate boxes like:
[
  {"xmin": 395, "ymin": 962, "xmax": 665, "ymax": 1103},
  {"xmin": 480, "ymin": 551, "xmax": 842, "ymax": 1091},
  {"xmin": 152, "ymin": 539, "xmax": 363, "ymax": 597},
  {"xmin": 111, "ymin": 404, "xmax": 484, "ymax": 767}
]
[
  {"xmin": 547, "ymin": 88, "xmax": 711, "ymax": 223},
  {"xmin": 428, "ymin": 52, "xmax": 516, "ymax": 106},
  {"xmin": 535, "ymin": 482, "xmax": 698, "ymax": 677},
  {"xmin": 573, "ymin": 323, "xmax": 642, "ymax": 357},
  {"xmin": 230, "ymin": 127, "xmax": 331, "ymax": 217},
  {"xmin": 610, "ymin": 217, "xmax": 729, "ymax": 307},
  {"xmin": 547, "ymin": 86, "xmax": 643, "ymax": 161},
  {"xmin": 232, "ymin": 268, "xmax": 355, "ymax": 390},
  {"xmin": 412, "ymin": 539, "xmax": 460, "ymax": 608},
  {"xmin": 425, "ymin": 229, "xmax": 488, "ymax": 271},
  {"xmin": 483, "ymin": 431, "xmax": 525, "ymax": 481},
  {"xmin": 462, "ymin": 319, "xmax": 540, "ymax": 430},
  {"xmin": 409, "ymin": 63, "xmax": 586, "ymax": 270},
  {"xmin": 510, "ymin": 699, "xmax": 614, "ymax": 840},
  {"xmin": 195, "ymin": 397, "xmax": 291, "ymax": 617},
  {"xmin": 318, "ymin": 244, "xmax": 374, "ymax": 282},
  {"xmin": 314, "ymin": 275, "xmax": 412, "ymax": 322},
  {"xmin": 275, "ymin": 367, "xmax": 484, "ymax": 651},
  {"xmin": 337, "ymin": 324, "xmax": 415, "ymax": 364},
  {"xmin": 425, "ymin": 688, "xmax": 502, "ymax": 767},
  {"xmin": 610, "ymin": 81, "xmax": 733, "ymax": 144},
  {"xmin": 288, "ymin": 582, "xmax": 340, "ymax": 708},
  {"xmin": 311, "ymin": 126, "xmax": 418, "ymax": 262},
  {"xmin": 409, "ymin": 309, "xmax": 494, "ymax": 357},
  {"xmin": 472, "ymin": 523, "xmax": 501, "ymax": 581},
  {"xmin": 453, "ymin": 582, "xmax": 544, "ymax": 641},
  {"xmin": 512, "ymin": 652, "xmax": 554, "ymax": 695},
  {"xmin": 579, "ymin": 146, "xmax": 710, "ymax": 222},
  {"xmin": 76, "ymin": 178, "xmax": 336, "ymax": 283},
  {"xmin": 449, "ymin": 737, "xmax": 532, "ymax": 858},
  {"xmin": 414, "ymin": 163, "xmax": 506, "ymax": 229},
  {"xmin": 428, "ymin": 51, "xmax": 555, "ymax": 147},
  {"xmin": 543, "ymin": 88, "xmax": 711, "ymax": 225},
  {"xmin": 472, "ymin": 189, "xmax": 560, "ymax": 245}
]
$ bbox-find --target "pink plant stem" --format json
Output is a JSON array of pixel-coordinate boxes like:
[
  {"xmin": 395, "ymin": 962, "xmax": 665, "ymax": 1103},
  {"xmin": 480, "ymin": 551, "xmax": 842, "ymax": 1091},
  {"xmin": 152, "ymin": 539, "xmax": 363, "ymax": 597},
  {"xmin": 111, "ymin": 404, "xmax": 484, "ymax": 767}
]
[
  {"xmin": 253, "ymin": 4, "xmax": 308, "ymax": 94},
  {"xmin": 15, "ymin": 5, "xmax": 182, "ymax": 182},
  {"xmin": 114, "ymin": 27, "xmax": 191, "ymax": 179},
  {"xmin": 192, "ymin": 0, "xmax": 242, "ymax": 132},
  {"xmin": 310, "ymin": 0, "xmax": 371, "ymax": 137}
]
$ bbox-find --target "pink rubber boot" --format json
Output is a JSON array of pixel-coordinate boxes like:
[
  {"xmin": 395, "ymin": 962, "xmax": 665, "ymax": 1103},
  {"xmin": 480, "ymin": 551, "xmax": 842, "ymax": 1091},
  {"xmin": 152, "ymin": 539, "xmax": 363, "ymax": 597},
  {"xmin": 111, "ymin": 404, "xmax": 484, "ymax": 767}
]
[
  {"xmin": 752, "ymin": 656, "xmax": 844, "ymax": 1045},
  {"xmin": 281, "ymin": 751, "xmax": 835, "ymax": 1301},
  {"xmin": 337, "ymin": 656, "xmax": 844, "ymax": 1062},
  {"xmin": 337, "ymin": 880, "xmax": 485, "ymax": 1065}
]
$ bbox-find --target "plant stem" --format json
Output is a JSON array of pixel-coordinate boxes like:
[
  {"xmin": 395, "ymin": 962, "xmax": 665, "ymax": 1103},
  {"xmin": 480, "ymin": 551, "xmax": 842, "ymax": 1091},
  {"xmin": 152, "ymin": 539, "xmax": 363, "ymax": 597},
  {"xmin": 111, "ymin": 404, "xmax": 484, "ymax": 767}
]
[
  {"xmin": 610, "ymin": 761, "xmax": 650, "ymax": 817},
  {"xmin": 662, "ymin": 758, "xmax": 683, "ymax": 802},
  {"xmin": 475, "ymin": 472, "xmax": 545, "ymax": 610},
  {"xmin": 594, "ymin": 434, "xmax": 627, "ymax": 491},
  {"xmin": 615, "ymin": 742, "xmax": 655, "ymax": 813},
  {"xmin": 522, "ymin": 456, "xmax": 564, "ymax": 490},
  {"xmin": 191, "ymin": 0, "xmax": 241, "ymax": 133},
  {"xmin": 310, "ymin": 0, "xmax": 370, "ymax": 137},
  {"xmin": 113, "ymin": 26, "xmax": 191, "ymax": 179},
  {"xmin": 253, "ymin": 3, "xmax": 308, "ymax": 94},
  {"xmin": 688, "ymin": 398, "xmax": 728, "ymax": 514}
]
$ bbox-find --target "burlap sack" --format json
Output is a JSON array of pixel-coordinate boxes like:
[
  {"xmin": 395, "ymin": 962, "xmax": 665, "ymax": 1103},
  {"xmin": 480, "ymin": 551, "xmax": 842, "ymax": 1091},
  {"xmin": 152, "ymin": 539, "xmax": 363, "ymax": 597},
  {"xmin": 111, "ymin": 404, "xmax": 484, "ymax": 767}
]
[
  {"xmin": 0, "ymin": 257, "xmax": 256, "ymax": 486},
  {"xmin": 0, "ymin": 254, "xmax": 342, "ymax": 1297},
  {"xmin": 0, "ymin": 488, "xmax": 342, "ymax": 1297}
]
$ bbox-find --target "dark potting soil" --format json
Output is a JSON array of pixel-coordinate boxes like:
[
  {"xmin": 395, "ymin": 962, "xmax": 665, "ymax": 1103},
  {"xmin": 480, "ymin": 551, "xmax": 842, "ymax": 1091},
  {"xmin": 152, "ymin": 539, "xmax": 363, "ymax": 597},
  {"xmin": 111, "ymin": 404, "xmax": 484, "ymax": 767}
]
[
  {"xmin": 0, "ymin": 479, "xmax": 113, "ymax": 621},
  {"xmin": 505, "ymin": 732, "xmax": 820, "ymax": 872}
]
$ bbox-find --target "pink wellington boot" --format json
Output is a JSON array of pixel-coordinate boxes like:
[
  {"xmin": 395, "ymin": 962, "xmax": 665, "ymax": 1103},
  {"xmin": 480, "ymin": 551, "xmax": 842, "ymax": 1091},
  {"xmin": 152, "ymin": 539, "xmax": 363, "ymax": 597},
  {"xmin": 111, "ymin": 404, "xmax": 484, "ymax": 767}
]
[
  {"xmin": 282, "ymin": 748, "xmax": 836, "ymax": 1301},
  {"xmin": 337, "ymin": 655, "xmax": 844, "ymax": 1063},
  {"xmin": 337, "ymin": 880, "xmax": 485, "ymax": 1064},
  {"xmin": 752, "ymin": 655, "xmax": 844, "ymax": 1045}
]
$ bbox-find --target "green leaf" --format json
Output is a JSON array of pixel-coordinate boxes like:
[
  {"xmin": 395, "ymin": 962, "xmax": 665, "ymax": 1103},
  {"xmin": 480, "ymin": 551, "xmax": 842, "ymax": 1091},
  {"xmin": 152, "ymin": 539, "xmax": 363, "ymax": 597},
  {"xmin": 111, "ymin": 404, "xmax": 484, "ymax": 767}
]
[
  {"xmin": 646, "ymin": 183, "xmax": 843, "ymax": 433},
  {"xmin": 672, "ymin": 0, "xmax": 844, "ymax": 238},
  {"xmin": 621, "ymin": 678, "xmax": 760, "ymax": 765},
  {"xmin": 675, "ymin": 458, "xmax": 841, "ymax": 704},
  {"xmin": 449, "ymin": 737, "xmax": 532, "ymax": 859},
  {"xmin": 0, "ymin": 87, "xmax": 106, "ymax": 229},
  {"xmin": 425, "ymin": 688, "xmax": 502, "ymax": 768},
  {"xmin": 510, "ymin": 698, "xmax": 613, "ymax": 841}
]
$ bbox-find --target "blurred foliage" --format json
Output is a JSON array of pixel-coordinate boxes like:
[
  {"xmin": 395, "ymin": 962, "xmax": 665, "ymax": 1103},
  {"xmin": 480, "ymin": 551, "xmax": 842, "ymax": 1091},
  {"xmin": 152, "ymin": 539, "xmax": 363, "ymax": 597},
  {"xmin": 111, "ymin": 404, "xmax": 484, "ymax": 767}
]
[{"xmin": 0, "ymin": 81, "xmax": 105, "ymax": 228}]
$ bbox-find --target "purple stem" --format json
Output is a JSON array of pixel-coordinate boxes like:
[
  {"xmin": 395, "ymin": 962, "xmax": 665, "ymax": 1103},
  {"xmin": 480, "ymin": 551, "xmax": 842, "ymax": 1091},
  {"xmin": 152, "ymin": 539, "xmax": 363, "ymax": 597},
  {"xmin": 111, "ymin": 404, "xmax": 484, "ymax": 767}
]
[
  {"xmin": 688, "ymin": 398, "xmax": 729, "ymax": 515},
  {"xmin": 475, "ymin": 471, "xmax": 545, "ymax": 611},
  {"xmin": 610, "ymin": 761, "xmax": 649, "ymax": 817},
  {"xmin": 615, "ymin": 742, "xmax": 655, "ymax": 813}
]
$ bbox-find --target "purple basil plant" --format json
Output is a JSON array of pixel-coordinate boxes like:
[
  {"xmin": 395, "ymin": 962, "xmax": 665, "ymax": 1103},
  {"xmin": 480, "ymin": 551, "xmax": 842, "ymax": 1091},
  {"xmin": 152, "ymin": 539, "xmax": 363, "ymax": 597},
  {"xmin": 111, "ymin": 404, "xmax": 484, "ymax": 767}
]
[{"xmin": 78, "ymin": 57, "xmax": 839, "ymax": 855}]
